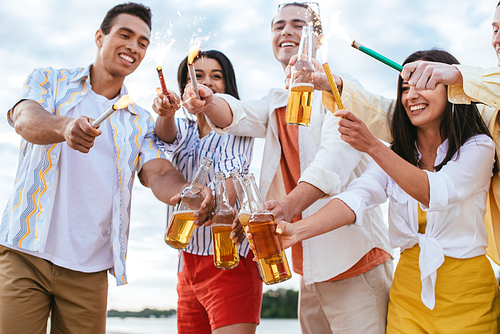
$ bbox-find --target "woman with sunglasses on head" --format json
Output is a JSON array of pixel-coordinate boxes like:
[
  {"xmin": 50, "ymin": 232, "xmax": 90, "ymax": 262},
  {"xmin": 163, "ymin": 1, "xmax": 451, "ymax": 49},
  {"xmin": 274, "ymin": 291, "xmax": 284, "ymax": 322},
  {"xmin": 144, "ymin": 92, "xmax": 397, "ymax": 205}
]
[
  {"xmin": 268, "ymin": 49, "xmax": 500, "ymax": 333},
  {"xmin": 152, "ymin": 50, "xmax": 260, "ymax": 334}
]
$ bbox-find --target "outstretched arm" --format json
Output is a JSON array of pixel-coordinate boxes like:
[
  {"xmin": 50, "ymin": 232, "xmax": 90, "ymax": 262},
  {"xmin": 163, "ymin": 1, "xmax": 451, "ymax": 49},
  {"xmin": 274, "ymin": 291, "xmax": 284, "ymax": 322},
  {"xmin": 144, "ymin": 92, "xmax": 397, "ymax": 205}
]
[
  {"xmin": 336, "ymin": 109, "xmax": 430, "ymax": 206},
  {"xmin": 182, "ymin": 83, "xmax": 233, "ymax": 128},
  {"xmin": 139, "ymin": 158, "xmax": 213, "ymax": 226},
  {"xmin": 401, "ymin": 60, "xmax": 463, "ymax": 90},
  {"xmin": 265, "ymin": 198, "xmax": 355, "ymax": 250},
  {"xmin": 11, "ymin": 99, "xmax": 101, "ymax": 153}
]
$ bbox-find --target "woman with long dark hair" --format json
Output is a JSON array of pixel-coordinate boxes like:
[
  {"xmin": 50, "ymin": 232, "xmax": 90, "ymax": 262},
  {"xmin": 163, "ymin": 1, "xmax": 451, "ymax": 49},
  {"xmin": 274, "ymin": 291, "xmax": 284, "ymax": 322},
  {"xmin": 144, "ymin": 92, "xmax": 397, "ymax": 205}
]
[
  {"xmin": 268, "ymin": 49, "xmax": 500, "ymax": 332},
  {"xmin": 153, "ymin": 50, "xmax": 260, "ymax": 334}
]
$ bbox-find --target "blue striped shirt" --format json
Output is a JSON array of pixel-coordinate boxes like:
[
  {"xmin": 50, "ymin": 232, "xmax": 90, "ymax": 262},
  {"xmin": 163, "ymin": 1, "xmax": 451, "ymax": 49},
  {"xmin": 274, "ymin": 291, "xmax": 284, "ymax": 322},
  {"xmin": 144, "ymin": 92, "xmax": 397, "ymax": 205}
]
[
  {"xmin": 157, "ymin": 117, "xmax": 253, "ymax": 263},
  {"xmin": 2, "ymin": 65, "xmax": 163, "ymax": 286}
]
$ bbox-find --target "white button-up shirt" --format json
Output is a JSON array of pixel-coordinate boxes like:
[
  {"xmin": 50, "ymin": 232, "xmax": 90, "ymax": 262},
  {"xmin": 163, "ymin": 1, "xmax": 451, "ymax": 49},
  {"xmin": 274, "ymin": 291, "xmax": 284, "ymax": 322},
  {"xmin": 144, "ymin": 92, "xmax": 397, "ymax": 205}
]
[
  {"xmin": 207, "ymin": 88, "xmax": 392, "ymax": 284},
  {"xmin": 335, "ymin": 134, "xmax": 495, "ymax": 309}
]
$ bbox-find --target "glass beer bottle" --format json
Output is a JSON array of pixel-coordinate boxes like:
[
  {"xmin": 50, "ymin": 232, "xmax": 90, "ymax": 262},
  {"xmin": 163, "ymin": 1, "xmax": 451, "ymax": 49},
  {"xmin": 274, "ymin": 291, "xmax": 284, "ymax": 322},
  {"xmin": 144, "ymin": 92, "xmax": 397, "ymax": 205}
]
[
  {"xmin": 286, "ymin": 25, "xmax": 315, "ymax": 126},
  {"xmin": 164, "ymin": 156, "xmax": 212, "ymax": 249},
  {"xmin": 212, "ymin": 172, "xmax": 239, "ymax": 269},
  {"xmin": 243, "ymin": 173, "xmax": 292, "ymax": 285},
  {"xmin": 230, "ymin": 169, "xmax": 252, "ymax": 233}
]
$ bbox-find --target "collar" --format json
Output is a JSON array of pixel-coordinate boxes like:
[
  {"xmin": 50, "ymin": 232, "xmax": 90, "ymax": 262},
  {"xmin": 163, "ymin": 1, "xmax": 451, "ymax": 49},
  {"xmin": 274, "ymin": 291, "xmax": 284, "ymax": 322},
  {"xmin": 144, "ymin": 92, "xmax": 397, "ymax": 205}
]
[
  {"xmin": 70, "ymin": 64, "xmax": 137, "ymax": 115},
  {"xmin": 416, "ymin": 138, "xmax": 449, "ymax": 166}
]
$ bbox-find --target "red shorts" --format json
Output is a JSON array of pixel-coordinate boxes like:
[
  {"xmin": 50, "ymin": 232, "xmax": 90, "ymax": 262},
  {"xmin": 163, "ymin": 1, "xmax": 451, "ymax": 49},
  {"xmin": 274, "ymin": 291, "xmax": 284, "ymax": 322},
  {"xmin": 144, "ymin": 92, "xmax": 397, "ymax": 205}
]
[{"xmin": 176, "ymin": 251, "xmax": 263, "ymax": 333}]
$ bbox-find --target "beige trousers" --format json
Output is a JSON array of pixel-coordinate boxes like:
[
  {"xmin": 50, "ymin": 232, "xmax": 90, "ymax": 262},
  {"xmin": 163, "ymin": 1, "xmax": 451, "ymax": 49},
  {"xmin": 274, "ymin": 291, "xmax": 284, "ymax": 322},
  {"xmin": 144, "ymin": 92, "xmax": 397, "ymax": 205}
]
[
  {"xmin": 299, "ymin": 259, "xmax": 393, "ymax": 334},
  {"xmin": 0, "ymin": 245, "xmax": 109, "ymax": 334}
]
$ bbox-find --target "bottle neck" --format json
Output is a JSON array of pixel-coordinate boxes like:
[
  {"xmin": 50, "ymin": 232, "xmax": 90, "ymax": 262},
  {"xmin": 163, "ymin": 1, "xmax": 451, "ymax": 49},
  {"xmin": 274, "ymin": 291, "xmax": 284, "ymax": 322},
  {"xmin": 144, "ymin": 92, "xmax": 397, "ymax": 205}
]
[
  {"xmin": 232, "ymin": 175, "xmax": 251, "ymax": 213},
  {"xmin": 246, "ymin": 177, "xmax": 266, "ymax": 213},
  {"xmin": 215, "ymin": 177, "xmax": 231, "ymax": 209},
  {"xmin": 298, "ymin": 26, "xmax": 313, "ymax": 62},
  {"xmin": 190, "ymin": 164, "xmax": 210, "ymax": 191}
]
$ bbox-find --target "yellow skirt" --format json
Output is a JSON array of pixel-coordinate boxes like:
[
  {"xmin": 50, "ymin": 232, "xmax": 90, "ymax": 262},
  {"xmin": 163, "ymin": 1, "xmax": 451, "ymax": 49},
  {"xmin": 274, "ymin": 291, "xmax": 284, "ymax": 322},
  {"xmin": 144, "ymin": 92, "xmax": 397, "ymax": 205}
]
[{"xmin": 387, "ymin": 245, "xmax": 500, "ymax": 333}]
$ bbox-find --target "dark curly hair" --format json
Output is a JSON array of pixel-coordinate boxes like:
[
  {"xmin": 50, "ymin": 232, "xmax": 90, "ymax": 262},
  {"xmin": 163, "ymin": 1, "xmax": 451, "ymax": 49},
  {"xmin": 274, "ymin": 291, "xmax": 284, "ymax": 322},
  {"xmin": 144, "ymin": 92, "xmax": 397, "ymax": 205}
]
[{"xmin": 100, "ymin": 3, "xmax": 152, "ymax": 35}]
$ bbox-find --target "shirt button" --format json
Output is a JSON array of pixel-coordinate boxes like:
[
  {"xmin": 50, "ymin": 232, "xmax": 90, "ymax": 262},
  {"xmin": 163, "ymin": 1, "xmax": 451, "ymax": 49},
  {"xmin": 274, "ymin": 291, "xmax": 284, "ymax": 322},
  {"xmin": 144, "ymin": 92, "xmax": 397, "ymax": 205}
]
[
  {"xmin": 264, "ymin": 183, "xmax": 268, "ymax": 187},
  {"xmin": 40, "ymin": 208, "xmax": 46, "ymax": 213},
  {"xmin": 46, "ymin": 182, "xmax": 51, "ymax": 187},
  {"xmin": 51, "ymin": 154, "xmax": 57, "ymax": 160}
]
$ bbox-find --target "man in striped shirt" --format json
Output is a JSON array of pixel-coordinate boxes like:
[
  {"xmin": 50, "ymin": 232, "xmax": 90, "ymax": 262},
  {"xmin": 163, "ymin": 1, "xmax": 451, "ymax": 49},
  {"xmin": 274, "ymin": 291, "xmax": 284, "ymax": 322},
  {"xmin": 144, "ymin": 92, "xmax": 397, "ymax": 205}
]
[{"xmin": 0, "ymin": 3, "xmax": 211, "ymax": 334}]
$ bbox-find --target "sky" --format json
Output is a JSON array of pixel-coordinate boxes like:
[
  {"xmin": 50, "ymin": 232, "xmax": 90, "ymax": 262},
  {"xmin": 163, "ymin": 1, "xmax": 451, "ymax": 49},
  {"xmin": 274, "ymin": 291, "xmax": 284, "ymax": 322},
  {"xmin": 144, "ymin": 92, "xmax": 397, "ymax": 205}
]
[{"xmin": 0, "ymin": 0, "xmax": 498, "ymax": 311}]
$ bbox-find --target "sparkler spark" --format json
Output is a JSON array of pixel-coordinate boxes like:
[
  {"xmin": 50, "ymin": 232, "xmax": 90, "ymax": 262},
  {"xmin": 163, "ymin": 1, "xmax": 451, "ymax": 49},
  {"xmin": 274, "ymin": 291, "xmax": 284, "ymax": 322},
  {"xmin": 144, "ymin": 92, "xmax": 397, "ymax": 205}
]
[{"xmin": 92, "ymin": 94, "xmax": 134, "ymax": 127}]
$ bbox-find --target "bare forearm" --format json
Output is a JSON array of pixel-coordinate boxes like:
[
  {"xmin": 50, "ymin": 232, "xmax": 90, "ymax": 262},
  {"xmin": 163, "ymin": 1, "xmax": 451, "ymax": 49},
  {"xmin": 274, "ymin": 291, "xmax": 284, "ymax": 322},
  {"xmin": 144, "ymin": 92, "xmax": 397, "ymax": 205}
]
[
  {"xmin": 203, "ymin": 96, "xmax": 233, "ymax": 128},
  {"xmin": 280, "ymin": 182, "xmax": 325, "ymax": 221},
  {"xmin": 368, "ymin": 141, "xmax": 430, "ymax": 206},
  {"xmin": 294, "ymin": 198, "xmax": 355, "ymax": 242},
  {"xmin": 154, "ymin": 115, "xmax": 177, "ymax": 143},
  {"xmin": 12, "ymin": 100, "xmax": 70, "ymax": 144},
  {"xmin": 140, "ymin": 159, "xmax": 189, "ymax": 206}
]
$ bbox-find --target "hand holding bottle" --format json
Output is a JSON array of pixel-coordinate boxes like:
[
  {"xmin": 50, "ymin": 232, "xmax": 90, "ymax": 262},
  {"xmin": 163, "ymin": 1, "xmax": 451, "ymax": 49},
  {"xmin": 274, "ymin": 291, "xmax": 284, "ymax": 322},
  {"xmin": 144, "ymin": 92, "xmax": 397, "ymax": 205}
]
[{"xmin": 285, "ymin": 56, "xmax": 343, "ymax": 93}]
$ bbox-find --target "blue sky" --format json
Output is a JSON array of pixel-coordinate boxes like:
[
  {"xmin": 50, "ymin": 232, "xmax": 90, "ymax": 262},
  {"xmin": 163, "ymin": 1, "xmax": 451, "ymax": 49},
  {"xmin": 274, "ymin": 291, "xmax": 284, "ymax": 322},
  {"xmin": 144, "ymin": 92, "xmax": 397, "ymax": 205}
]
[{"xmin": 0, "ymin": 0, "xmax": 498, "ymax": 311}]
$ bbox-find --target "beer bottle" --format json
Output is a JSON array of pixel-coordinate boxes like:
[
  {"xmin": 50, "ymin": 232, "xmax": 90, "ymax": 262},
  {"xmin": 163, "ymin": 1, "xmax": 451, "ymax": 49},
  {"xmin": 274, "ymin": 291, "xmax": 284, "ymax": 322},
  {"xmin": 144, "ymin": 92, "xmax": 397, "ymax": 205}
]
[
  {"xmin": 164, "ymin": 156, "xmax": 212, "ymax": 249},
  {"xmin": 244, "ymin": 174, "xmax": 292, "ymax": 285},
  {"xmin": 212, "ymin": 172, "xmax": 239, "ymax": 269},
  {"xmin": 286, "ymin": 25, "xmax": 315, "ymax": 126},
  {"xmin": 230, "ymin": 169, "xmax": 252, "ymax": 232}
]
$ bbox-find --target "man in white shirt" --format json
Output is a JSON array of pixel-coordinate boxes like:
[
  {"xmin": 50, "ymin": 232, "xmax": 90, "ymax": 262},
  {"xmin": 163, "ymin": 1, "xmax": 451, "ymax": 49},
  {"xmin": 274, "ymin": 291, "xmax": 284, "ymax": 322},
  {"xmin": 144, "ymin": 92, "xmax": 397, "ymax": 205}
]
[
  {"xmin": 0, "ymin": 4, "xmax": 211, "ymax": 334},
  {"xmin": 182, "ymin": 3, "xmax": 393, "ymax": 334}
]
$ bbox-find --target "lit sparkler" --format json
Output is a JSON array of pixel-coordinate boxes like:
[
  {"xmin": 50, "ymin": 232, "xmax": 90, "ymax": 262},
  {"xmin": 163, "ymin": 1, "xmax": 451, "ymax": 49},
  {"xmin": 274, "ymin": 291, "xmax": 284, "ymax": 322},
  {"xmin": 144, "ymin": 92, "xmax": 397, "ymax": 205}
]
[
  {"xmin": 156, "ymin": 66, "xmax": 173, "ymax": 103},
  {"xmin": 187, "ymin": 41, "xmax": 201, "ymax": 99},
  {"xmin": 92, "ymin": 94, "xmax": 134, "ymax": 127},
  {"xmin": 327, "ymin": 11, "xmax": 403, "ymax": 72}
]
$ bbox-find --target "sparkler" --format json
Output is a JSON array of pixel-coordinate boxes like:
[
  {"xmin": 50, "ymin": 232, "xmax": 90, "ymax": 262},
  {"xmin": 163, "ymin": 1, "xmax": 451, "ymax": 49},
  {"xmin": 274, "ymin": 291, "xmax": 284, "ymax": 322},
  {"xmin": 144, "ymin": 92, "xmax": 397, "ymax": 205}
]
[
  {"xmin": 351, "ymin": 41, "xmax": 403, "ymax": 72},
  {"xmin": 156, "ymin": 66, "xmax": 173, "ymax": 103},
  {"xmin": 320, "ymin": 38, "xmax": 344, "ymax": 110},
  {"xmin": 326, "ymin": 12, "xmax": 403, "ymax": 72},
  {"xmin": 92, "ymin": 94, "xmax": 134, "ymax": 127},
  {"xmin": 187, "ymin": 43, "xmax": 201, "ymax": 99}
]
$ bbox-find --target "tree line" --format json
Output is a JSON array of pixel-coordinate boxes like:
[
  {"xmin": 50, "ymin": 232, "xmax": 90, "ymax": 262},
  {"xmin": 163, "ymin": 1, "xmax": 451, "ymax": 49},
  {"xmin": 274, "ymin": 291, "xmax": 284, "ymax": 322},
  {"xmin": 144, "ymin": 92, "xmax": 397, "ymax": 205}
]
[{"xmin": 108, "ymin": 288, "xmax": 299, "ymax": 319}]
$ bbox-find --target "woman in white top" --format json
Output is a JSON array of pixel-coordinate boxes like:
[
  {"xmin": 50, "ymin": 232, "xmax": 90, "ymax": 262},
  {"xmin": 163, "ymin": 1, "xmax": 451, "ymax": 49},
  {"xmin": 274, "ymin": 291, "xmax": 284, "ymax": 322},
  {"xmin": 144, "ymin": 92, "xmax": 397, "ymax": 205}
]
[{"xmin": 270, "ymin": 49, "xmax": 500, "ymax": 333}]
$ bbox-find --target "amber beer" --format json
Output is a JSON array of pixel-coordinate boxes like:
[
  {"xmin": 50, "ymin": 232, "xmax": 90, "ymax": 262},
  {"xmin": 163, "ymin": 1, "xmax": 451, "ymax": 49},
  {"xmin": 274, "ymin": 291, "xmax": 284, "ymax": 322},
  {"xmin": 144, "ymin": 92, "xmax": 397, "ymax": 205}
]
[
  {"xmin": 248, "ymin": 213, "xmax": 283, "ymax": 264},
  {"xmin": 164, "ymin": 210, "xmax": 197, "ymax": 249},
  {"xmin": 286, "ymin": 83, "xmax": 314, "ymax": 126},
  {"xmin": 248, "ymin": 212, "xmax": 292, "ymax": 284},
  {"xmin": 212, "ymin": 225, "xmax": 239, "ymax": 269},
  {"xmin": 285, "ymin": 25, "xmax": 315, "ymax": 127},
  {"xmin": 212, "ymin": 212, "xmax": 239, "ymax": 269},
  {"xmin": 242, "ymin": 212, "xmax": 291, "ymax": 284}
]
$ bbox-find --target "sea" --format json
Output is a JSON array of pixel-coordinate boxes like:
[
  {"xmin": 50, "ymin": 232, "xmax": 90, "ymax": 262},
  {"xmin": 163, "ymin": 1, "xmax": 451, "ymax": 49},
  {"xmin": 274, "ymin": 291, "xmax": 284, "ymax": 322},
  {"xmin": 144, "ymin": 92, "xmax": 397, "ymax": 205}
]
[{"xmin": 106, "ymin": 317, "xmax": 301, "ymax": 334}]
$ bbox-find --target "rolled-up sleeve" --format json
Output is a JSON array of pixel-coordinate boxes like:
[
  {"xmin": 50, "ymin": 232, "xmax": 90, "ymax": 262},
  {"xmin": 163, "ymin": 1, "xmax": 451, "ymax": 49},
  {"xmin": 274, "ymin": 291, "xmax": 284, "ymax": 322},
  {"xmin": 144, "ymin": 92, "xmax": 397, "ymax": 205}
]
[
  {"xmin": 206, "ymin": 94, "xmax": 270, "ymax": 138},
  {"xmin": 298, "ymin": 109, "xmax": 364, "ymax": 196},
  {"xmin": 449, "ymin": 65, "xmax": 500, "ymax": 110},
  {"xmin": 8, "ymin": 68, "xmax": 56, "ymax": 126},
  {"xmin": 333, "ymin": 160, "xmax": 389, "ymax": 225},
  {"xmin": 424, "ymin": 135, "xmax": 495, "ymax": 211}
]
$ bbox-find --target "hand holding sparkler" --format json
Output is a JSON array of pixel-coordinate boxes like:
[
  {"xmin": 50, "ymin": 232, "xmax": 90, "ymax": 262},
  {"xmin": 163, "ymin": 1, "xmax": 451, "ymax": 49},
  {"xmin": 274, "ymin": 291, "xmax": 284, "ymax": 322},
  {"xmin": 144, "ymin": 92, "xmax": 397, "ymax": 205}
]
[
  {"xmin": 156, "ymin": 66, "xmax": 174, "ymax": 104},
  {"xmin": 401, "ymin": 60, "xmax": 463, "ymax": 90},
  {"xmin": 335, "ymin": 109, "xmax": 380, "ymax": 154},
  {"xmin": 64, "ymin": 116, "xmax": 102, "ymax": 154},
  {"xmin": 91, "ymin": 94, "xmax": 134, "ymax": 127},
  {"xmin": 153, "ymin": 88, "xmax": 181, "ymax": 118},
  {"xmin": 182, "ymin": 83, "xmax": 213, "ymax": 115}
]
